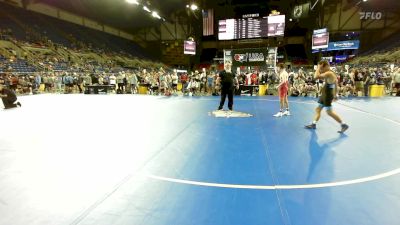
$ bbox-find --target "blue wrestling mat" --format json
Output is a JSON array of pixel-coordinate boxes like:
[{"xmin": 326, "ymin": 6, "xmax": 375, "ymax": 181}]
[{"xmin": 0, "ymin": 95, "xmax": 399, "ymax": 225}]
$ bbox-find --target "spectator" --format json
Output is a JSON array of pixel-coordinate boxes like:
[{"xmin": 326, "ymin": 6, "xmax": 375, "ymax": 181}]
[
  {"xmin": 74, "ymin": 73, "xmax": 83, "ymax": 93},
  {"xmin": 42, "ymin": 74, "xmax": 49, "ymax": 92},
  {"xmin": 392, "ymin": 68, "xmax": 400, "ymax": 96},
  {"xmin": 103, "ymin": 73, "xmax": 110, "ymax": 85},
  {"xmin": 290, "ymin": 73, "xmax": 305, "ymax": 97},
  {"xmin": 91, "ymin": 73, "xmax": 99, "ymax": 85},
  {"xmin": 180, "ymin": 73, "xmax": 188, "ymax": 93},
  {"xmin": 382, "ymin": 69, "xmax": 392, "ymax": 94},
  {"xmin": 109, "ymin": 73, "xmax": 116, "ymax": 91},
  {"xmin": 55, "ymin": 73, "xmax": 63, "ymax": 94},
  {"xmin": 83, "ymin": 73, "xmax": 92, "ymax": 87},
  {"xmin": 0, "ymin": 84, "xmax": 21, "ymax": 109},
  {"xmin": 10, "ymin": 74, "xmax": 18, "ymax": 91},
  {"xmin": 207, "ymin": 72, "xmax": 214, "ymax": 95},
  {"xmin": 171, "ymin": 72, "xmax": 178, "ymax": 94},
  {"xmin": 116, "ymin": 72, "xmax": 125, "ymax": 93},
  {"xmin": 340, "ymin": 75, "xmax": 355, "ymax": 97},
  {"xmin": 130, "ymin": 72, "xmax": 139, "ymax": 94},
  {"xmin": 303, "ymin": 75, "xmax": 317, "ymax": 97},
  {"xmin": 150, "ymin": 76, "xmax": 159, "ymax": 95},
  {"xmin": 98, "ymin": 74, "xmax": 104, "ymax": 85},
  {"xmin": 34, "ymin": 73, "xmax": 41, "ymax": 91},
  {"xmin": 158, "ymin": 72, "xmax": 166, "ymax": 94},
  {"xmin": 352, "ymin": 69, "xmax": 364, "ymax": 96},
  {"xmin": 63, "ymin": 73, "xmax": 74, "ymax": 93}
]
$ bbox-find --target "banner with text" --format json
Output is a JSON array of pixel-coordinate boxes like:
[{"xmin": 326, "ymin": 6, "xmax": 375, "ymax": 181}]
[
  {"xmin": 328, "ymin": 40, "xmax": 360, "ymax": 51},
  {"xmin": 224, "ymin": 48, "xmax": 277, "ymax": 73}
]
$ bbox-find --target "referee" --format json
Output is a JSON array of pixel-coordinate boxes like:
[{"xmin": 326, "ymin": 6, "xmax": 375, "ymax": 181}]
[{"xmin": 217, "ymin": 63, "xmax": 238, "ymax": 111}]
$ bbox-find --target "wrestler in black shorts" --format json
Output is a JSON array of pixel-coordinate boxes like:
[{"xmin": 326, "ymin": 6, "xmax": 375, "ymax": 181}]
[{"xmin": 305, "ymin": 61, "xmax": 349, "ymax": 133}]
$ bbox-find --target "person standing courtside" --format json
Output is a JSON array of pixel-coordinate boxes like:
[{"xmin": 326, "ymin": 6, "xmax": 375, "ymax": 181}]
[
  {"xmin": 217, "ymin": 63, "xmax": 238, "ymax": 111},
  {"xmin": 0, "ymin": 84, "xmax": 21, "ymax": 109}
]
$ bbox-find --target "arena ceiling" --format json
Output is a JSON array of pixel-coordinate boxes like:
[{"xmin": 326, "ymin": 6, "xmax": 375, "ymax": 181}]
[
  {"xmin": 31, "ymin": 0, "xmax": 309, "ymax": 33},
  {"xmin": 29, "ymin": 0, "xmax": 400, "ymax": 35},
  {"xmin": 343, "ymin": 0, "xmax": 400, "ymax": 10},
  {"xmin": 33, "ymin": 0, "xmax": 187, "ymax": 32}
]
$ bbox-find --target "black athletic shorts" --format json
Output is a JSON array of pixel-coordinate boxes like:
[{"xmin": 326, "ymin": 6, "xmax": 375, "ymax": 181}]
[{"xmin": 318, "ymin": 84, "xmax": 335, "ymax": 108}]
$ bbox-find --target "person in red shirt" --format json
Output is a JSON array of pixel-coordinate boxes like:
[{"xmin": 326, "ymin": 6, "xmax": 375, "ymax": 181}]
[
  {"xmin": 250, "ymin": 72, "xmax": 258, "ymax": 85},
  {"xmin": 180, "ymin": 73, "xmax": 188, "ymax": 84},
  {"xmin": 180, "ymin": 73, "xmax": 188, "ymax": 92}
]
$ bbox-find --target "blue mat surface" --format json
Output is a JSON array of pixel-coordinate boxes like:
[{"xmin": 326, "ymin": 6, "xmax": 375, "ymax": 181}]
[{"xmin": 1, "ymin": 95, "xmax": 399, "ymax": 225}]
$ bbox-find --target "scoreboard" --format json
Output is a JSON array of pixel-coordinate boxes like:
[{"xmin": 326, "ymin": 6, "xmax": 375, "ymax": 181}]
[
  {"xmin": 312, "ymin": 28, "xmax": 329, "ymax": 50},
  {"xmin": 218, "ymin": 15, "xmax": 285, "ymax": 40},
  {"xmin": 234, "ymin": 17, "xmax": 269, "ymax": 39}
]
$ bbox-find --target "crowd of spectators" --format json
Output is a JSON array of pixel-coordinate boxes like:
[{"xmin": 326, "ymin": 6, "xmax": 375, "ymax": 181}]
[
  {"xmin": 2, "ymin": 24, "xmax": 400, "ymax": 97},
  {"xmin": 286, "ymin": 66, "xmax": 400, "ymax": 97},
  {"xmin": 1, "ymin": 63, "xmax": 400, "ymax": 97}
]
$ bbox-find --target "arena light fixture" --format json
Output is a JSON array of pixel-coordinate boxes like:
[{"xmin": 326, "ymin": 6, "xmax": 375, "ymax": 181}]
[
  {"xmin": 152, "ymin": 11, "xmax": 161, "ymax": 19},
  {"xmin": 143, "ymin": 6, "xmax": 151, "ymax": 12},
  {"xmin": 190, "ymin": 4, "xmax": 198, "ymax": 11},
  {"xmin": 126, "ymin": 0, "xmax": 139, "ymax": 5}
]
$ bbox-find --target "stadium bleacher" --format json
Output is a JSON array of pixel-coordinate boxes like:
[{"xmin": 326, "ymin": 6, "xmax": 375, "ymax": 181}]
[{"xmin": 0, "ymin": 2, "xmax": 152, "ymax": 60}]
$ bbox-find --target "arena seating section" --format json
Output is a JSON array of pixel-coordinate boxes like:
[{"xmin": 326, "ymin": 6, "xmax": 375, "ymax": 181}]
[
  {"xmin": 353, "ymin": 31, "xmax": 400, "ymax": 64},
  {"xmin": 0, "ymin": 2, "xmax": 160, "ymax": 73}
]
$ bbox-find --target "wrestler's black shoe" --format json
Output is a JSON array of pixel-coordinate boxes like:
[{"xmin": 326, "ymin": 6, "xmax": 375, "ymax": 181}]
[
  {"xmin": 17, "ymin": 102, "xmax": 21, "ymax": 107},
  {"xmin": 338, "ymin": 124, "xmax": 349, "ymax": 133},
  {"xmin": 305, "ymin": 123, "xmax": 316, "ymax": 129}
]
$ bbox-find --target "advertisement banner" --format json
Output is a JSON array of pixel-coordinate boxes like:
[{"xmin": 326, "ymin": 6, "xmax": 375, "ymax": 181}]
[
  {"xmin": 267, "ymin": 15, "xmax": 285, "ymax": 37},
  {"xmin": 224, "ymin": 48, "xmax": 277, "ymax": 73},
  {"xmin": 321, "ymin": 56, "xmax": 333, "ymax": 63},
  {"xmin": 327, "ymin": 40, "xmax": 360, "ymax": 51},
  {"xmin": 312, "ymin": 32, "xmax": 329, "ymax": 49},
  {"xmin": 183, "ymin": 41, "xmax": 196, "ymax": 55},
  {"xmin": 223, "ymin": 49, "xmax": 233, "ymax": 71},
  {"xmin": 335, "ymin": 55, "xmax": 348, "ymax": 63},
  {"xmin": 312, "ymin": 48, "xmax": 327, "ymax": 53},
  {"xmin": 313, "ymin": 28, "xmax": 327, "ymax": 35}
]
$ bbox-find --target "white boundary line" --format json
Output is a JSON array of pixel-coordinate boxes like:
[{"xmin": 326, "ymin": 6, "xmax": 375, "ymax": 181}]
[
  {"xmin": 145, "ymin": 99, "xmax": 400, "ymax": 190},
  {"xmin": 335, "ymin": 101, "xmax": 400, "ymax": 125},
  {"xmin": 146, "ymin": 167, "xmax": 400, "ymax": 190}
]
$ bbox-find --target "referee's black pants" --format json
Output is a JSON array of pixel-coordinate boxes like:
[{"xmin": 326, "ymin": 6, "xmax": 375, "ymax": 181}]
[{"xmin": 219, "ymin": 88, "xmax": 234, "ymax": 110}]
